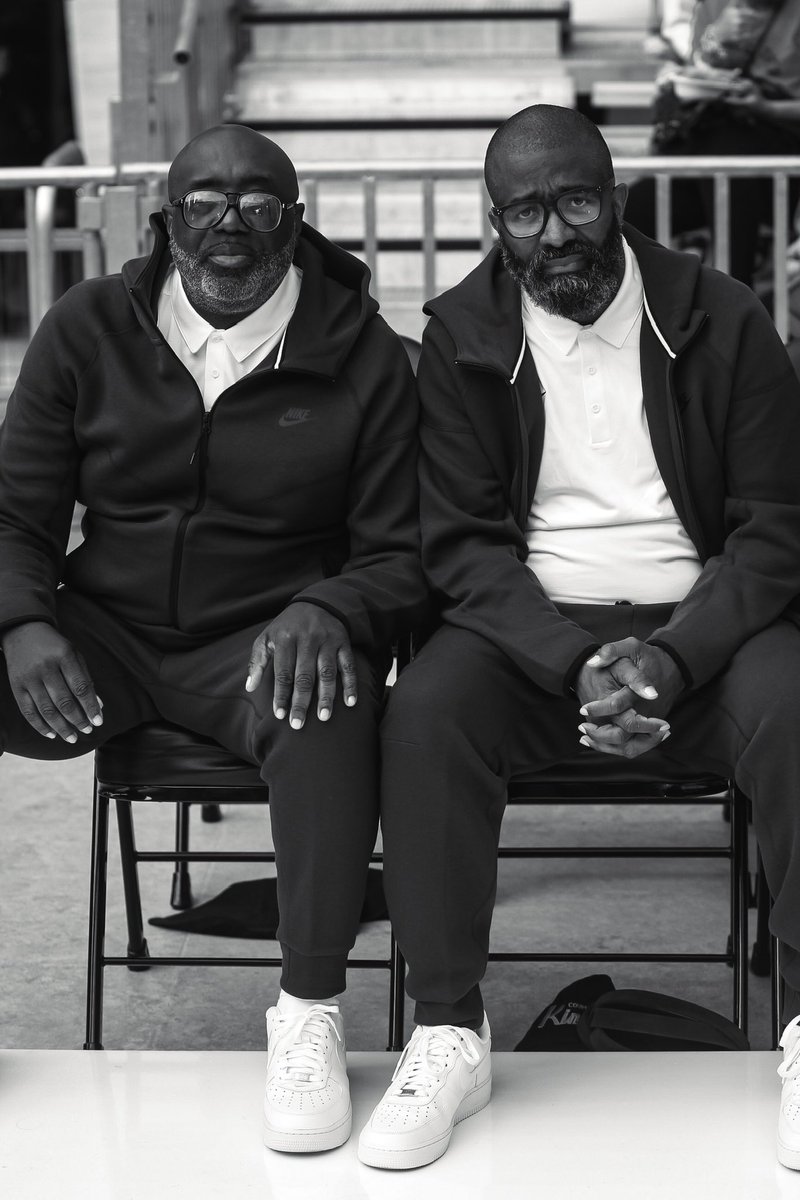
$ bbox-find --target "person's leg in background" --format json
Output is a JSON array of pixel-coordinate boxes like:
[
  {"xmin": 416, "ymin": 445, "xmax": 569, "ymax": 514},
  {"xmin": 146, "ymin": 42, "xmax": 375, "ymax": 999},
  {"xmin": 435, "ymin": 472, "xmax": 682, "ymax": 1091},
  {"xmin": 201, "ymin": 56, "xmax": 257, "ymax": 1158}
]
[
  {"xmin": 622, "ymin": 116, "xmax": 800, "ymax": 290},
  {"xmin": 149, "ymin": 627, "xmax": 389, "ymax": 1154},
  {"xmin": 642, "ymin": 618, "xmax": 800, "ymax": 1169}
]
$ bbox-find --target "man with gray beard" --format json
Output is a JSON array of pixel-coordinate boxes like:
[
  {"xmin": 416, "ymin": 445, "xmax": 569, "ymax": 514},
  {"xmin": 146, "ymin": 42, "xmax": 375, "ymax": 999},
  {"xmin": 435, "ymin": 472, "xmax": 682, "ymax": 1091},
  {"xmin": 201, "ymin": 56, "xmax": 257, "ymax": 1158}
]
[
  {"xmin": 362, "ymin": 104, "xmax": 800, "ymax": 1171},
  {"xmin": 0, "ymin": 124, "xmax": 424, "ymax": 1154}
]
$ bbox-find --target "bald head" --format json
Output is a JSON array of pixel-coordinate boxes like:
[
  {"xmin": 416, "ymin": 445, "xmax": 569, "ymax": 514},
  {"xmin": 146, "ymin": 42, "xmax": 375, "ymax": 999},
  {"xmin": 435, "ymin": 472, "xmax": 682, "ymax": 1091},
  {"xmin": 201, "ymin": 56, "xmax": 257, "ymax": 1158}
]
[
  {"xmin": 168, "ymin": 124, "xmax": 299, "ymax": 204},
  {"xmin": 484, "ymin": 105, "xmax": 613, "ymax": 203}
]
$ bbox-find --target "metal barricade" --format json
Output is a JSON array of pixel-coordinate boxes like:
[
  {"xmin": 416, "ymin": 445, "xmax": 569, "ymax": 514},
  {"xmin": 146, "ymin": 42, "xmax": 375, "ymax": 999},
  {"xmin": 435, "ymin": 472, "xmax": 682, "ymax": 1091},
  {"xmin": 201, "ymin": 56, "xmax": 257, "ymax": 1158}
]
[{"xmin": 0, "ymin": 155, "xmax": 798, "ymax": 346}]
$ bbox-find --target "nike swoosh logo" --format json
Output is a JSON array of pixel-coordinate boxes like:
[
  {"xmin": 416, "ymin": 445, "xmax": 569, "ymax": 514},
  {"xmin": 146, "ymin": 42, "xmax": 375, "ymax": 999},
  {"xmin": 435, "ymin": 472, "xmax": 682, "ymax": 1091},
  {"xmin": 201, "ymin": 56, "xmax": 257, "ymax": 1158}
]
[{"xmin": 278, "ymin": 415, "xmax": 311, "ymax": 427}]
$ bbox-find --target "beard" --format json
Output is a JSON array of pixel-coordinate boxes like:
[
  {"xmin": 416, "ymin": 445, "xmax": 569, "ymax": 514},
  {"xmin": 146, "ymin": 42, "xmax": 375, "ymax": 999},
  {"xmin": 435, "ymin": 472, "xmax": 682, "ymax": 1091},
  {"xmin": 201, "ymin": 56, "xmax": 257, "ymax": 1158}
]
[
  {"xmin": 169, "ymin": 228, "xmax": 298, "ymax": 318},
  {"xmin": 500, "ymin": 215, "xmax": 625, "ymax": 322}
]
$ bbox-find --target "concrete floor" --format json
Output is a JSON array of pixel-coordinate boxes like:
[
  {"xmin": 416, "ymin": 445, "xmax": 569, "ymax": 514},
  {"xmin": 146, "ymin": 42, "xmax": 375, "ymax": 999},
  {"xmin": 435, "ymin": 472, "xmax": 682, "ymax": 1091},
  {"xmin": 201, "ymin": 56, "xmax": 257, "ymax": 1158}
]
[{"xmin": 0, "ymin": 747, "xmax": 774, "ymax": 1053}]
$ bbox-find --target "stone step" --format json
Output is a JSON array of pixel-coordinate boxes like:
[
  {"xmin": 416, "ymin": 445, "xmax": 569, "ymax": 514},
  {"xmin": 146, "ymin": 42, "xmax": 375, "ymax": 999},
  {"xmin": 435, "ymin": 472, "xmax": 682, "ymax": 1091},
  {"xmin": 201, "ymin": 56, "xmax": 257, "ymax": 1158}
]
[
  {"xmin": 233, "ymin": 60, "xmax": 575, "ymax": 125},
  {"xmin": 246, "ymin": 16, "xmax": 563, "ymax": 59},
  {"xmin": 277, "ymin": 121, "xmax": 650, "ymax": 162},
  {"xmin": 245, "ymin": 0, "xmax": 570, "ymax": 18}
]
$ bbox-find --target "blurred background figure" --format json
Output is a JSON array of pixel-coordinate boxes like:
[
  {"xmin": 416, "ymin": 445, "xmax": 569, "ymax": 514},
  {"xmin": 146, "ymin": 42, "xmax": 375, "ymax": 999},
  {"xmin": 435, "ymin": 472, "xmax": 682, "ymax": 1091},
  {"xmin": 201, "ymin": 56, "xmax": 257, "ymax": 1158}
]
[{"xmin": 625, "ymin": 0, "xmax": 800, "ymax": 290}]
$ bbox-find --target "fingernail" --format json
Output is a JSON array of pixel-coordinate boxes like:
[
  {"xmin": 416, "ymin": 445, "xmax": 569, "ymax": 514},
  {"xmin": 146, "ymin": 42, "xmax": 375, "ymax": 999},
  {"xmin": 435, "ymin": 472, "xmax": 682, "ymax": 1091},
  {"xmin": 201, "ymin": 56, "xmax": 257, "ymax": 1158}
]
[
  {"xmin": 245, "ymin": 675, "xmax": 254, "ymax": 692},
  {"xmin": 66, "ymin": 734, "xmax": 77, "ymax": 744},
  {"xmin": 345, "ymin": 696, "xmax": 356, "ymax": 707},
  {"xmin": 579, "ymin": 706, "xmax": 588, "ymax": 716},
  {"xmin": 98, "ymin": 697, "xmax": 104, "ymax": 709},
  {"xmin": 661, "ymin": 729, "xmax": 671, "ymax": 740},
  {"xmin": 586, "ymin": 655, "xmax": 602, "ymax": 667},
  {"xmin": 643, "ymin": 686, "xmax": 658, "ymax": 699},
  {"xmin": 80, "ymin": 726, "xmax": 92, "ymax": 735},
  {"xmin": 274, "ymin": 707, "xmax": 285, "ymax": 720},
  {"xmin": 319, "ymin": 708, "xmax": 331, "ymax": 721},
  {"xmin": 579, "ymin": 736, "xmax": 591, "ymax": 748},
  {"xmin": 91, "ymin": 715, "xmax": 103, "ymax": 726},
  {"xmin": 45, "ymin": 732, "xmax": 56, "ymax": 740},
  {"xmin": 578, "ymin": 724, "xmax": 589, "ymax": 734},
  {"xmin": 290, "ymin": 717, "xmax": 303, "ymax": 730}
]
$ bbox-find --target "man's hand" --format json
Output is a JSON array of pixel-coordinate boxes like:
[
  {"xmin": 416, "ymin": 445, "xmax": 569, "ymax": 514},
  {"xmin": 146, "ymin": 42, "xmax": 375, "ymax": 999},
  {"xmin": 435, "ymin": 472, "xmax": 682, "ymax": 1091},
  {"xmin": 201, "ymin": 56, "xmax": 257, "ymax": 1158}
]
[
  {"xmin": 575, "ymin": 638, "xmax": 683, "ymax": 760},
  {"xmin": 1, "ymin": 621, "xmax": 104, "ymax": 742},
  {"xmin": 245, "ymin": 602, "xmax": 356, "ymax": 730}
]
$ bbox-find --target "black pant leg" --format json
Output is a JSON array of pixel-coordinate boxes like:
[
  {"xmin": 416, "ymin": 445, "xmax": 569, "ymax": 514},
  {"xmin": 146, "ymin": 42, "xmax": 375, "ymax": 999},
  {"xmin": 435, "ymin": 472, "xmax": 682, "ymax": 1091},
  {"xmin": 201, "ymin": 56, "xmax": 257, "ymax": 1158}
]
[
  {"xmin": 151, "ymin": 631, "xmax": 388, "ymax": 999},
  {"xmin": 380, "ymin": 625, "xmax": 582, "ymax": 1029},
  {"xmin": 654, "ymin": 619, "xmax": 800, "ymax": 994}
]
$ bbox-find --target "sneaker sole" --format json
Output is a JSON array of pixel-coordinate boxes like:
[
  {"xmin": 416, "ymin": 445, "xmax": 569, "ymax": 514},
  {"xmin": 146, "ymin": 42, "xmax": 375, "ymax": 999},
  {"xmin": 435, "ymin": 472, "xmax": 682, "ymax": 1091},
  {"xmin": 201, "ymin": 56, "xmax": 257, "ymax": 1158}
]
[
  {"xmin": 263, "ymin": 1105, "xmax": 352, "ymax": 1154},
  {"xmin": 778, "ymin": 1135, "xmax": 800, "ymax": 1171},
  {"xmin": 357, "ymin": 1076, "xmax": 492, "ymax": 1170}
]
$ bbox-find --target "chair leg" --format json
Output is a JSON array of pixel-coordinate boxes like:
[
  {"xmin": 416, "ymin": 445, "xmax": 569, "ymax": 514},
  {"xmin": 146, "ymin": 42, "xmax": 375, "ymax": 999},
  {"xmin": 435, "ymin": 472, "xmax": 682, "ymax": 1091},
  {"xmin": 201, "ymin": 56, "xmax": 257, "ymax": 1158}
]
[
  {"xmin": 170, "ymin": 802, "xmax": 193, "ymax": 909},
  {"xmin": 201, "ymin": 802, "xmax": 223, "ymax": 823},
  {"xmin": 773, "ymin": 936, "xmax": 782, "ymax": 1050},
  {"xmin": 730, "ymin": 785, "xmax": 749, "ymax": 1036},
  {"xmin": 751, "ymin": 851, "xmax": 773, "ymax": 977},
  {"xmin": 388, "ymin": 932, "xmax": 406, "ymax": 1052},
  {"xmin": 84, "ymin": 777, "xmax": 110, "ymax": 1050},
  {"xmin": 115, "ymin": 799, "xmax": 151, "ymax": 970}
]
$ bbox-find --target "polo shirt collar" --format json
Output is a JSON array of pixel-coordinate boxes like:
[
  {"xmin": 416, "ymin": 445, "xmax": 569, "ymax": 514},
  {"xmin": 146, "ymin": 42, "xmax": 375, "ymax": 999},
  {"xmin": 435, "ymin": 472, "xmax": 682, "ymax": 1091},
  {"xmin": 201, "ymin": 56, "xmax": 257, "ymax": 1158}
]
[
  {"xmin": 168, "ymin": 264, "xmax": 303, "ymax": 362},
  {"xmin": 521, "ymin": 236, "xmax": 643, "ymax": 354}
]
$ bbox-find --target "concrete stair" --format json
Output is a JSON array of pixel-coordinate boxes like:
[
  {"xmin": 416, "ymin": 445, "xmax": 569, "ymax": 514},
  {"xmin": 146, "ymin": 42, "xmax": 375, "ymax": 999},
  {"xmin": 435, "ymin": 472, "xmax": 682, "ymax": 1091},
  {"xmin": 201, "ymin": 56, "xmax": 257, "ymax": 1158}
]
[
  {"xmin": 226, "ymin": 0, "xmax": 659, "ymax": 335},
  {"xmin": 231, "ymin": 0, "xmax": 575, "ymax": 137}
]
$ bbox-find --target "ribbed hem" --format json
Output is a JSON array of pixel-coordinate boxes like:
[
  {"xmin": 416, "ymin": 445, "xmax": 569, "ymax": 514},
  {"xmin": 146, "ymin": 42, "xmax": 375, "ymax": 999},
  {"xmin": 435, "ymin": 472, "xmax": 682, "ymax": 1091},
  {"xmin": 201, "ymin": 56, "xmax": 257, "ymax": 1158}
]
[
  {"xmin": 413, "ymin": 985, "xmax": 484, "ymax": 1031},
  {"xmin": 280, "ymin": 944, "xmax": 348, "ymax": 999}
]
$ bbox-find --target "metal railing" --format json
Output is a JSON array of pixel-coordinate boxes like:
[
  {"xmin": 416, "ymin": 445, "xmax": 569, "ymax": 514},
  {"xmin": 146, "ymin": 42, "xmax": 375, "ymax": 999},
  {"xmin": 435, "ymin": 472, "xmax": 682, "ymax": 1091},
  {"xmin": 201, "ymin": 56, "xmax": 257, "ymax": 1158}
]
[{"xmin": 0, "ymin": 155, "xmax": 799, "ymax": 344}]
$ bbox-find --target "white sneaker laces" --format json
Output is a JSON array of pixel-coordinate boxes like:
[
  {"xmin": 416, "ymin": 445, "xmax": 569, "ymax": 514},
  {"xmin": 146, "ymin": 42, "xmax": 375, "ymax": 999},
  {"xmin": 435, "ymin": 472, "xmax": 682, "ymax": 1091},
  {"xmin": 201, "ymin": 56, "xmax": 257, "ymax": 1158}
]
[
  {"xmin": 390, "ymin": 1027, "xmax": 482, "ymax": 1099},
  {"xmin": 273, "ymin": 1005, "xmax": 341, "ymax": 1084}
]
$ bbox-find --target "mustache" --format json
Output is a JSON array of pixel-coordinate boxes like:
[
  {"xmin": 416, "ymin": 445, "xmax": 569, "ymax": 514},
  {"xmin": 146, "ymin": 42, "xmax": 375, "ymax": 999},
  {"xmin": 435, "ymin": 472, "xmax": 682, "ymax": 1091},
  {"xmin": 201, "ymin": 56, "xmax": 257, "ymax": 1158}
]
[{"xmin": 531, "ymin": 239, "xmax": 604, "ymax": 272}]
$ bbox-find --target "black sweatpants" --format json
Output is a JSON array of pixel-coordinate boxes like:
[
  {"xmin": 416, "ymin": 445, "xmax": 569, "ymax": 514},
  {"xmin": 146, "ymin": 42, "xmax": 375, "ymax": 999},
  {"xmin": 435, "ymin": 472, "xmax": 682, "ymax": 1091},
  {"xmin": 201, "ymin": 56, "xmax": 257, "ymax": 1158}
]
[
  {"xmin": 0, "ymin": 590, "xmax": 387, "ymax": 1000},
  {"xmin": 380, "ymin": 604, "xmax": 800, "ymax": 1029}
]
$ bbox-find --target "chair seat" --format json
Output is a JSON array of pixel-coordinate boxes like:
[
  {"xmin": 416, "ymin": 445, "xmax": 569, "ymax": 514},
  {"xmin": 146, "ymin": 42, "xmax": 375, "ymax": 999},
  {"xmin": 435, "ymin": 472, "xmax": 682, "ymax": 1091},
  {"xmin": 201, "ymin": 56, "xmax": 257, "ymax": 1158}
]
[
  {"xmin": 95, "ymin": 721, "xmax": 264, "ymax": 789},
  {"xmin": 509, "ymin": 758, "xmax": 730, "ymax": 800},
  {"xmin": 96, "ymin": 720, "xmax": 731, "ymax": 795}
]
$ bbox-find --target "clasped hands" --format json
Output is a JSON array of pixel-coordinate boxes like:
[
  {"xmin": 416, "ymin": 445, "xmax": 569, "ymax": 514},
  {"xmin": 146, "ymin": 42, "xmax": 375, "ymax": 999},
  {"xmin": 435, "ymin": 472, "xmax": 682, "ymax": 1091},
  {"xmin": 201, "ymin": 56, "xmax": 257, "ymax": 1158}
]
[{"xmin": 574, "ymin": 637, "xmax": 684, "ymax": 760}]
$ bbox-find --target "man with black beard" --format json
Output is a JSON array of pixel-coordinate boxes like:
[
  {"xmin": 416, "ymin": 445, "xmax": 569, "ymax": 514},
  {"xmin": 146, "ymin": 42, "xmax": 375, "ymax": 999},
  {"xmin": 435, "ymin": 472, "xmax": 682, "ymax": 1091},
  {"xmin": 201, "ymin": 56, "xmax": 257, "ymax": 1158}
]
[
  {"xmin": 0, "ymin": 124, "xmax": 425, "ymax": 1153},
  {"xmin": 359, "ymin": 104, "xmax": 800, "ymax": 1172}
]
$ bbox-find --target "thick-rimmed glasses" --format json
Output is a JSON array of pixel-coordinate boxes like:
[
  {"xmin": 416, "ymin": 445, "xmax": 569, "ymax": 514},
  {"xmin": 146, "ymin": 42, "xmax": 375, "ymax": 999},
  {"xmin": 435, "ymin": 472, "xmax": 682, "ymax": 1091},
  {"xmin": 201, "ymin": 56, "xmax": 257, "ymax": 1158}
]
[
  {"xmin": 169, "ymin": 190, "xmax": 296, "ymax": 232},
  {"xmin": 491, "ymin": 180, "xmax": 614, "ymax": 239}
]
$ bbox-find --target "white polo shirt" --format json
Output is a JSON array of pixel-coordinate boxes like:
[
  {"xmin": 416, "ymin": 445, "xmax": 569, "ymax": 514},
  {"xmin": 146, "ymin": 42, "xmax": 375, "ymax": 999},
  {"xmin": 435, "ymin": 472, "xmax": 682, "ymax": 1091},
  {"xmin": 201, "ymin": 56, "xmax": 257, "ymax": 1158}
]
[
  {"xmin": 157, "ymin": 263, "xmax": 303, "ymax": 410},
  {"xmin": 522, "ymin": 238, "xmax": 702, "ymax": 604}
]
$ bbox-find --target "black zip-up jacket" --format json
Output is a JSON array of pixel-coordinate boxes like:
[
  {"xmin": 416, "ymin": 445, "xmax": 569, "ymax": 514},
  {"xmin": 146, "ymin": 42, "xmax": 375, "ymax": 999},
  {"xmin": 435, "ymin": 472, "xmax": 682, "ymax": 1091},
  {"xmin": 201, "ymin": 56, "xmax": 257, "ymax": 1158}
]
[
  {"xmin": 417, "ymin": 223, "xmax": 800, "ymax": 696},
  {"xmin": 0, "ymin": 217, "xmax": 425, "ymax": 649}
]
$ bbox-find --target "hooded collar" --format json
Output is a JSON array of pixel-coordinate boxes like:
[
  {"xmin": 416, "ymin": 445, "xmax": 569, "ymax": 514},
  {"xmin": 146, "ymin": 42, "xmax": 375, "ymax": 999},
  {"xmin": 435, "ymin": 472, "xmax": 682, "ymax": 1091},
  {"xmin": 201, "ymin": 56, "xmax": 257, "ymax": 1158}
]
[
  {"xmin": 423, "ymin": 222, "xmax": 708, "ymax": 377},
  {"xmin": 124, "ymin": 214, "xmax": 379, "ymax": 379}
]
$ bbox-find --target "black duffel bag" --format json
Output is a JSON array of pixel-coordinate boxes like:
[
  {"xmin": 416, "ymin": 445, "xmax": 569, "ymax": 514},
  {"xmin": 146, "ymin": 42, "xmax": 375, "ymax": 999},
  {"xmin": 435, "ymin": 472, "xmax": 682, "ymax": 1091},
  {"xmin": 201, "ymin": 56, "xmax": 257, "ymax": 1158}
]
[{"xmin": 576, "ymin": 987, "xmax": 750, "ymax": 1052}]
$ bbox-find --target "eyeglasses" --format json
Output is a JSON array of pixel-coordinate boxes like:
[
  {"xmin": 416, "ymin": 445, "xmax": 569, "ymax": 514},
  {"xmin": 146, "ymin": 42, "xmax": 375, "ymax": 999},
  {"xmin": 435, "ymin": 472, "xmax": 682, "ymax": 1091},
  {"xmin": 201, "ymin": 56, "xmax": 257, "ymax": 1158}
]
[
  {"xmin": 169, "ymin": 190, "xmax": 296, "ymax": 232},
  {"xmin": 491, "ymin": 180, "xmax": 614, "ymax": 239}
]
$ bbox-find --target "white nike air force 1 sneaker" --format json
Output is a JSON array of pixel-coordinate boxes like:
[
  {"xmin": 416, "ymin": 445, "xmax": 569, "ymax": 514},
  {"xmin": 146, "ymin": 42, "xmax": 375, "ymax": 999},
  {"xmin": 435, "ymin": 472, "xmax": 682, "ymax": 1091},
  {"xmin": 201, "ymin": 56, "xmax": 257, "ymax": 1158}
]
[
  {"xmin": 778, "ymin": 1014, "xmax": 800, "ymax": 1169},
  {"xmin": 263, "ymin": 1003, "xmax": 351, "ymax": 1153},
  {"xmin": 358, "ymin": 1017, "xmax": 491, "ymax": 1169}
]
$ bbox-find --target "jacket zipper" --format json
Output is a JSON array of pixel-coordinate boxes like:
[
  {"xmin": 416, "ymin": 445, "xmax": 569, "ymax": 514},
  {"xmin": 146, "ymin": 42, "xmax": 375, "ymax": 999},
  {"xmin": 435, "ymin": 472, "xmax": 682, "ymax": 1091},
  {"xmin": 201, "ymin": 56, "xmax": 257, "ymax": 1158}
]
[
  {"xmin": 511, "ymin": 381, "xmax": 530, "ymax": 530},
  {"xmin": 169, "ymin": 409, "xmax": 213, "ymax": 626},
  {"xmin": 455, "ymin": 356, "xmax": 531, "ymax": 533},
  {"xmin": 664, "ymin": 325, "xmax": 709, "ymax": 562}
]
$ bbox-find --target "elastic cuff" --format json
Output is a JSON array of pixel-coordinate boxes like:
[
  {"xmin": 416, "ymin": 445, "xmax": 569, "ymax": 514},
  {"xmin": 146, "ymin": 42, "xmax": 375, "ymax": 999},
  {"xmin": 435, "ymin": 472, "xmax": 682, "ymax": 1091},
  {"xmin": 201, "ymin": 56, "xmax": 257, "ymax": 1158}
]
[
  {"xmin": 280, "ymin": 944, "xmax": 348, "ymax": 999},
  {"xmin": 413, "ymin": 985, "xmax": 484, "ymax": 1031},
  {"xmin": 288, "ymin": 595, "xmax": 352, "ymax": 638},
  {"xmin": 647, "ymin": 638, "xmax": 693, "ymax": 690},
  {"xmin": 563, "ymin": 643, "xmax": 601, "ymax": 697}
]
